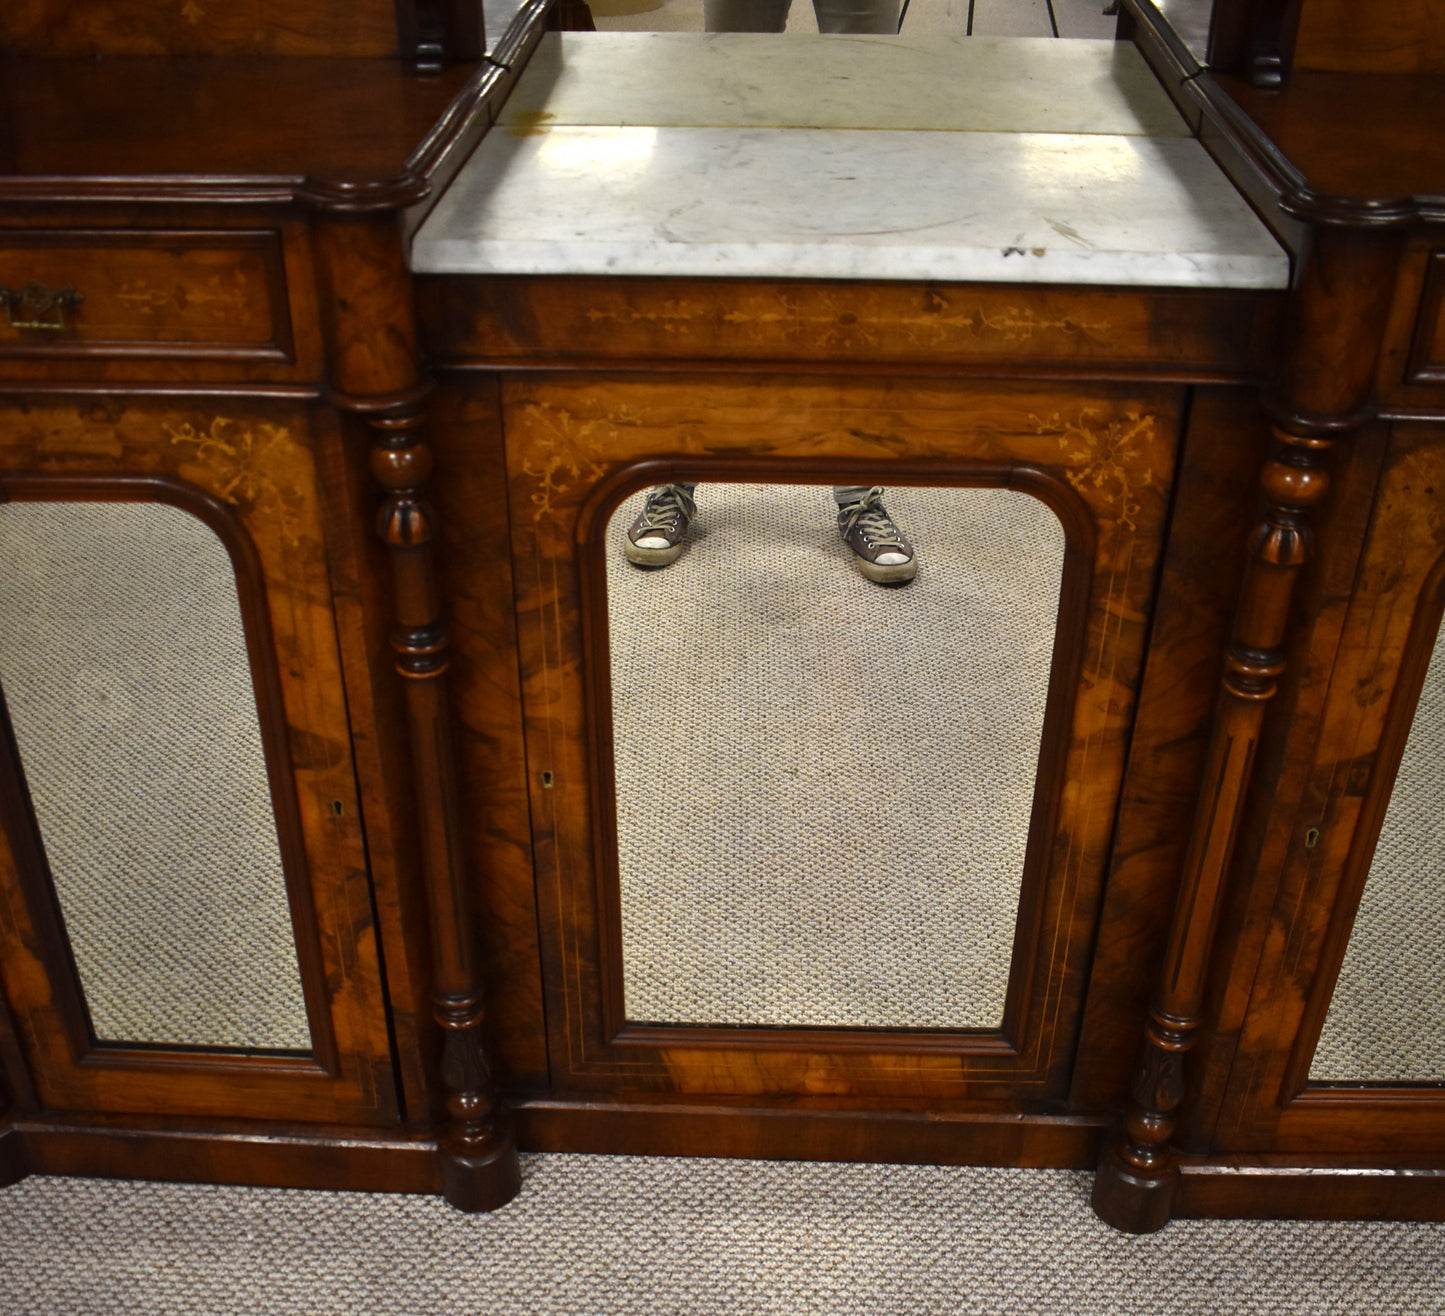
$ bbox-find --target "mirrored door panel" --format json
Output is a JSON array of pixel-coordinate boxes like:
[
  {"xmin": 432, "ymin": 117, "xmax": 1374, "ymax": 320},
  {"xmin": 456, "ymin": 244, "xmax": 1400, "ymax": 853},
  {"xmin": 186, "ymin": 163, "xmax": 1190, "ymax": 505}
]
[
  {"xmin": 605, "ymin": 482, "xmax": 1065, "ymax": 1031},
  {"xmin": 0, "ymin": 400, "xmax": 397, "ymax": 1124},
  {"xmin": 0, "ymin": 499, "xmax": 310, "ymax": 1053},
  {"xmin": 1311, "ymin": 600, "xmax": 1445, "ymax": 1085},
  {"xmin": 504, "ymin": 372, "xmax": 1179, "ymax": 1100}
]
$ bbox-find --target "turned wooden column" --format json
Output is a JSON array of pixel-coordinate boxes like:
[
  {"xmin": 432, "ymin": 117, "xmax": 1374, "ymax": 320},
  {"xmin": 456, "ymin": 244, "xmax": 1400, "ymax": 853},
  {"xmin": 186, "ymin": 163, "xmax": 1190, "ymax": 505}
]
[
  {"xmin": 314, "ymin": 213, "xmax": 520, "ymax": 1212},
  {"xmin": 1092, "ymin": 228, "xmax": 1402, "ymax": 1233}
]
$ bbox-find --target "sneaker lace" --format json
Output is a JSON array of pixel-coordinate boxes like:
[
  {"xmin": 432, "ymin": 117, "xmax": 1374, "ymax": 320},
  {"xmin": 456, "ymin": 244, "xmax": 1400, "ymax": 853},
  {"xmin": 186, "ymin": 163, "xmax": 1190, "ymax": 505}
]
[
  {"xmin": 636, "ymin": 484, "xmax": 696, "ymax": 535},
  {"xmin": 839, "ymin": 487, "xmax": 905, "ymax": 550}
]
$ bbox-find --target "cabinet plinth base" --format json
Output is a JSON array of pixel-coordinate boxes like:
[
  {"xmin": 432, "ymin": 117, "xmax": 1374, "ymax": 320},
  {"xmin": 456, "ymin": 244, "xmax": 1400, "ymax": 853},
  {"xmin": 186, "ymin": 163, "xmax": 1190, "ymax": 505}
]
[
  {"xmin": 1091, "ymin": 1144, "xmax": 1178, "ymax": 1234},
  {"xmin": 0, "ymin": 1126, "xmax": 28, "ymax": 1189},
  {"xmin": 439, "ymin": 1128, "xmax": 522, "ymax": 1213}
]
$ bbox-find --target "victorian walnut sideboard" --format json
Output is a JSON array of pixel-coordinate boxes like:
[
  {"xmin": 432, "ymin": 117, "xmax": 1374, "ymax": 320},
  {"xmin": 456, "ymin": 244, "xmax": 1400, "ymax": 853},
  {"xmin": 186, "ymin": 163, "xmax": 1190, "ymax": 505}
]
[{"xmin": 0, "ymin": 0, "xmax": 1441, "ymax": 1236}]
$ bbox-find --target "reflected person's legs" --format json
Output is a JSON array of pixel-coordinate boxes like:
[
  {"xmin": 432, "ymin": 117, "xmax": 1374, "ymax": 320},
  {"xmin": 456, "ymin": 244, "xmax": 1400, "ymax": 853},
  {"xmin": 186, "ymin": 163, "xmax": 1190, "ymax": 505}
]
[
  {"xmin": 835, "ymin": 485, "xmax": 917, "ymax": 585},
  {"xmin": 705, "ymin": 0, "xmax": 899, "ymax": 29},
  {"xmin": 625, "ymin": 482, "xmax": 697, "ymax": 568},
  {"xmin": 626, "ymin": 483, "xmax": 916, "ymax": 584},
  {"xmin": 811, "ymin": 0, "xmax": 900, "ymax": 32},
  {"xmin": 703, "ymin": 0, "xmax": 792, "ymax": 30}
]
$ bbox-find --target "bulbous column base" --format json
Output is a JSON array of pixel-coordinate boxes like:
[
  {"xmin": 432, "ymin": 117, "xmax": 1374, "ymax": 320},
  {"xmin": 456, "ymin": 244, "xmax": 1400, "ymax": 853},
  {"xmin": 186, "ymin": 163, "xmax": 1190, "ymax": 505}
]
[
  {"xmin": 1091, "ymin": 1141, "xmax": 1178, "ymax": 1234},
  {"xmin": 439, "ymin": 1124, "xmax": 522, "ymax": 1213}
]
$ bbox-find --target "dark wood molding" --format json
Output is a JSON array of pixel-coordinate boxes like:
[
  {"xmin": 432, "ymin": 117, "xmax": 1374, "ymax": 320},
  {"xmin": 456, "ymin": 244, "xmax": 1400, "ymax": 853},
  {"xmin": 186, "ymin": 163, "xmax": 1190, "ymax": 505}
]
[
  {"xmin": 576, "ymin": 457, "xmax": 1096, "ymax": 1068},
  {"xmin": 1177, "ymin": 1159, "xmax": 1445, "ymax": 1221},
  {"xmin": 514, "ymin": 1095, "xmax": 1108, "ymax": 1166},
  {"xmin": 10, "ymin": 1113, "xmax": 440, "ymax": 1193},
  {"xmin": 491, "ymin": 0, "xmax": 555, "ymax": 69}
]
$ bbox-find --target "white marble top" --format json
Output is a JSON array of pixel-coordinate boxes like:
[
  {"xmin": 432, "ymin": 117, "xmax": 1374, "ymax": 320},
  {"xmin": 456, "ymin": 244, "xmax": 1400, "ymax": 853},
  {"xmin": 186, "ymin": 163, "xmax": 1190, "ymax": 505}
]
[
  {"xmin": 495, "ymin": 33, "xmax": 1193, "ymax": 136},
  {"xmin": 414, "ymin": 33, "xmax": 1288, "ymax": 288}
]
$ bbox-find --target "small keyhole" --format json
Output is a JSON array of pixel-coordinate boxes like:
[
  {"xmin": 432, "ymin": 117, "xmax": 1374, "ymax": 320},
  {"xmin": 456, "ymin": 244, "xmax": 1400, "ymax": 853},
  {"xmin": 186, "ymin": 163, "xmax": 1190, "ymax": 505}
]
[
  {"xmin": 330, "ymin": 800, "xmax": 344, "ymax": 817},
  {"xmin": 1305, "ymin": 827, "xmax": 1320, "ymax": 849},
  {"xmin": 541, "ymin": 771, "xmax": 554, "ymax": 789}
]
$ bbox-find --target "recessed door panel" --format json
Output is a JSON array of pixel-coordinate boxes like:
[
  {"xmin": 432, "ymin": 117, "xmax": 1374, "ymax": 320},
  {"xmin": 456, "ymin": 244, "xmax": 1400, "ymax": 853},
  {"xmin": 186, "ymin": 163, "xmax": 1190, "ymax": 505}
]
[
  {"xmin": 506, "ymin": 372, "xmax": 1180, "ymax": 1102},
  {"xmin": 0, "ymin": 399, "xmax": 395, "ymax": 1124}
]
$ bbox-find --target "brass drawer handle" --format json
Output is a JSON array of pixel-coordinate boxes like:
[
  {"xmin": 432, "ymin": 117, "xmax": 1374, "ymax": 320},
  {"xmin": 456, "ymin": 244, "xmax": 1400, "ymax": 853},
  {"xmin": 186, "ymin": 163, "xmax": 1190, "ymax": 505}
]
[{"xmin": 1, "ymin": 281, "xmax": 84, "ymax": 331}]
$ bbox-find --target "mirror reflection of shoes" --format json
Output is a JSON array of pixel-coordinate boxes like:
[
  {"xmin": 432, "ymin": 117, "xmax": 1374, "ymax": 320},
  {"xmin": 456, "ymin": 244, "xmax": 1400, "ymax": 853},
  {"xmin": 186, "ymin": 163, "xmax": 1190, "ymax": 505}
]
[
  {"xmin": 625, "ymin": 483, "xmax": 697, "ymax": 569},
  {"xmin": 837, "ymin": 487, "xmax": 917, "ymax": 585}
]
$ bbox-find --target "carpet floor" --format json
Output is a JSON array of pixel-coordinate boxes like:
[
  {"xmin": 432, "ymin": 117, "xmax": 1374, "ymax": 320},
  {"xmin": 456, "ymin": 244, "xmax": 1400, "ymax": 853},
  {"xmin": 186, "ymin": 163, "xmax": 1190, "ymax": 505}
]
[
  {"xmin": 607, "ymin": 483, "xmax": 1062, "ymax": 1030},
  {"xmin": 1, "ymin": 1155, "xmax": 1442, "ymax": 1314}
]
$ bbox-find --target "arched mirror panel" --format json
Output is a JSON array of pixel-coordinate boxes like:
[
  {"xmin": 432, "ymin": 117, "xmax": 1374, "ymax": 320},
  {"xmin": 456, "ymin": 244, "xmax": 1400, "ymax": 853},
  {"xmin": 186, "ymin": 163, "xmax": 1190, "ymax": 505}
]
[
  {"xmin": 0, "ymin": 498, "xmax": 311, "ymax": 1054},
  {"xmin": 1310, "ymin": 568, "xmax": 1445, "ymax": 1086},
  {"xmin": 604, "ymin": 481, "xmax": 1065, "ymax": 1032}
]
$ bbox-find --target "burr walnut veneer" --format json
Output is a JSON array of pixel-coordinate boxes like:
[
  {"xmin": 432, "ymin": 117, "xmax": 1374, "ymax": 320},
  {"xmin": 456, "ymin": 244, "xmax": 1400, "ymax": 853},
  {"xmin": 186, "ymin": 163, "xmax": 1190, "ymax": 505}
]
[{"xmin": 0, "ymin": 0, "xmax": 1442, "ymax": 1235}]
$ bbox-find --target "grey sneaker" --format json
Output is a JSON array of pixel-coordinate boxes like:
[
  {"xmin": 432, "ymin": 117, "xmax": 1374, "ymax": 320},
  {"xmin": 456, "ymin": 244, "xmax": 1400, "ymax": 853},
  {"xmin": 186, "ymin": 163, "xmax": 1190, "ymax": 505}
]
[
  {"xmin": 837, "ymin": 487, "xmax": 917, "ymax": 585},
  {"xmin": 625, "ymin": 484, "xmax": 697, "ymax": 568}
]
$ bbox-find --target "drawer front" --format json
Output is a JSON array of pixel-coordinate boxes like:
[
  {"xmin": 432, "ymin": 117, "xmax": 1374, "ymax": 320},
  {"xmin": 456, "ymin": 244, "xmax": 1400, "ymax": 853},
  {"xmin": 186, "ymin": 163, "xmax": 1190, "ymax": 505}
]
[{"xmin": 0, "ymin": 230, "xmax": 293, "ymax": 361}]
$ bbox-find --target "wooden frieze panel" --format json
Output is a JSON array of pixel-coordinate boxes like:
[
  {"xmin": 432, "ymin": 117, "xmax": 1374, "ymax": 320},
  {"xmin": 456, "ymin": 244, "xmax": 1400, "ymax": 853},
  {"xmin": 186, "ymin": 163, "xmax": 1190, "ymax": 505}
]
[
  {"xmin": 0, "ymin": 0, "xmax": 401, "ymax": 58},
  {"xmin": 418, "ymin": 275, "xmax": 1279, "ymax": 378}
]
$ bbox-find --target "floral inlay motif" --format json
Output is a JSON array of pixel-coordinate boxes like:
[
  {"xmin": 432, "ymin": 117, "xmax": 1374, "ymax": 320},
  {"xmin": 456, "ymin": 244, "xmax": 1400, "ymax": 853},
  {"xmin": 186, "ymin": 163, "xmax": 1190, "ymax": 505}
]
[
  {"xmin": 581, "ymin": 290, "xmax": 1109, "ymax": 349},
  {"xmin": 518, "ymin": 403, "xmax": 624, "ymax": 523},
  {"xmin": 1032, "ymin": 409, "xmax": 1157, "ymax": 532},
  {"xmin": 165, "ymin": 417, "xmax": 303, "ymax": 540},
  {"xmin": 117, "ymin": 275, "xmax": 250, "ymax": 319}
]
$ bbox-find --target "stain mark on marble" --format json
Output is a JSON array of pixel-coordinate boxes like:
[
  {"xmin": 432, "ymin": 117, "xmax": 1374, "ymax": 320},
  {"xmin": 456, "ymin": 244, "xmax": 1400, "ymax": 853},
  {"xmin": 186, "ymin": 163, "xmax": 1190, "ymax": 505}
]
[
  {"xmin": 508, "ymin": 111, "xmax": 557, "ymax": 137},
  {"xmin": 1047, "ymin": 218, "xmax": 1092, "ymax": 248}
]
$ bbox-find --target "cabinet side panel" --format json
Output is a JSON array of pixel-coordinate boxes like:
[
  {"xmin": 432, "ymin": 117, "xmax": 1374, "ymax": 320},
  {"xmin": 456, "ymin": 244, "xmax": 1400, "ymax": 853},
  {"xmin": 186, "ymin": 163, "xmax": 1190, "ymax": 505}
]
[
  {"xmin": 1293, "ymin": 0, "xmax": 1445, "ymax": 74},
  {"xmin": 1070, "ymin": 386, "xmax": 1267, "ymax": 1110},
  {"xmin": 0, "ymin": 0, "xmax": 401, "ymax": 56}
]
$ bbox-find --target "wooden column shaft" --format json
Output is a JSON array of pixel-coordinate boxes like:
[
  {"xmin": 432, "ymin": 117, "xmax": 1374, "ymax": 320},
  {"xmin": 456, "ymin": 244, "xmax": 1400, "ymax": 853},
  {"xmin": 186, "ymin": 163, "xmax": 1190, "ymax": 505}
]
[
  {"xmin": 314, "ymin": 214, "xmax": 519, "ymax": 1212},
  {"xmin": 1092, "ymin": 228, "xmax": 1402, "ymax": 1233}
]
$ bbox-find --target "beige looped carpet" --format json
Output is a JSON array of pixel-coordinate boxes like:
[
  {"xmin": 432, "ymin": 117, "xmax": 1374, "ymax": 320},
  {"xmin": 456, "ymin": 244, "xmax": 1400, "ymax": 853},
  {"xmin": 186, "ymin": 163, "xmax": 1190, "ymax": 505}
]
[
  {"xmin": 607, "ymin": 483, "xmax": 1063, "ymax": 1031},
  {"xmin": 1, "ymin": 1156, "xmax": 1443, "ymax": 1315}
]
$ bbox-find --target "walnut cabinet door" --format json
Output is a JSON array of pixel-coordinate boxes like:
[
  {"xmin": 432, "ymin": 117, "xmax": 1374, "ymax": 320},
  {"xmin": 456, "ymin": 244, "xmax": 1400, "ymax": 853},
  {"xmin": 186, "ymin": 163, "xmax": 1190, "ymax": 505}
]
[
  {"xmin": 1208, "ymin": 421, "xmax": 1445, "ymax": 1157},
  {"xmin": 495, "ymin": 370, "xmax": 1183, "ymax": 1124},
  {"xmin": 0, "ymin": 395, "xmax": 398, "ymax": 1125}
]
